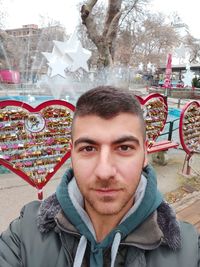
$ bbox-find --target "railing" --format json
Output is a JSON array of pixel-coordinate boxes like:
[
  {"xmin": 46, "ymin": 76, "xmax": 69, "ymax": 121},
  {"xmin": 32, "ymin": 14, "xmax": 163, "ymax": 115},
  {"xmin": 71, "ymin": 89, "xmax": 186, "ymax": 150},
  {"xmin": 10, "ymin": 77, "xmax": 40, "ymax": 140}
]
[
  {"xmin": 159, "ymin": 118, "xmax": 180, "ymax": 141},
  {"xmin": 148, "ymin": 86, "xmax": 200, "ymax": 100}
]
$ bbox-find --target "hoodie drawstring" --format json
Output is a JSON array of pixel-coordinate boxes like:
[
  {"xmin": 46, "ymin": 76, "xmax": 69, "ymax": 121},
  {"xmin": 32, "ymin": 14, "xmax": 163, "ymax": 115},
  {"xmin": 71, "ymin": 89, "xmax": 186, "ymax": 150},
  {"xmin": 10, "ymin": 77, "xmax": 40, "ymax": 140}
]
[
  {"xmin": 73, "ymin": 232, "xmax": 121, "ymax": 267},
  {"xmin": 110, "ymin": 232, "xmax": 122, "ymax": 267},
  {"xmin": 73, "ymin": 235, "xmax": 87, "ymax": 267}
]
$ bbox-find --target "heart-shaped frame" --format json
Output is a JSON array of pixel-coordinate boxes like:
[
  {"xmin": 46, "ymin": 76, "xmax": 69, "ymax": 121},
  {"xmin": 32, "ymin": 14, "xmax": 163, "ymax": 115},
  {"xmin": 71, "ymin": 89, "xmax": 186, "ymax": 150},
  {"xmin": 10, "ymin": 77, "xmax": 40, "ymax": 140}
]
[
  {"xmin": 135, "ymin": 93, "xmax": 168, "ymax": 148},
  {"xmin": 0, "ymin": 99, "xmax": 75, "ymax": 199},
  {"xmin": 179, "ymin": 100, "xmax": 200, "ymax": 154}
]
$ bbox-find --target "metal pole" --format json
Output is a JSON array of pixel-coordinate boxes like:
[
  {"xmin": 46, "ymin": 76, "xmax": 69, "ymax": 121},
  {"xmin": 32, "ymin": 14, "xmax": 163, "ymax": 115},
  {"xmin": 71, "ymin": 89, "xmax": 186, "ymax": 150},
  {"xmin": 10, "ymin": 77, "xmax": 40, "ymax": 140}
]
[
  {"xmin": 177, "ymin": 98, "xmax": 181, "ymax": 108},
  {"xmin": 168, "ymin": 121, "xmax": 173, "ymax": 141}
]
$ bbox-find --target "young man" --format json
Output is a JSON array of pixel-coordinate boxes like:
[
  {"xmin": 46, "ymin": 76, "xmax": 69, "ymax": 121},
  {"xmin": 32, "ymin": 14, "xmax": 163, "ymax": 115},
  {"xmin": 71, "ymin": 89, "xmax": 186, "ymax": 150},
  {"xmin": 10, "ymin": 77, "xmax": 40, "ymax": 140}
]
[{"xmin": 0, "ymin": 86, "xmax": 199, "ymax": 267}]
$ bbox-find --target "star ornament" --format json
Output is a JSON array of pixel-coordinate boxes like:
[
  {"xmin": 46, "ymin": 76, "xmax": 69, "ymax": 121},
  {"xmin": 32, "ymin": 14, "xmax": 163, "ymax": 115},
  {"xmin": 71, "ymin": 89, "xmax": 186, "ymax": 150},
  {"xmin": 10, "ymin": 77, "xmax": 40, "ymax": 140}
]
[
  {"xmin": 42, "ymin": 44, "xmax": 73, "ymax": 78},
  {"xmin": 48, "ymin": 58, "xmax": 69, "ymax": 78},
  {"xmin": 42, "ymin": 52, "xmax": 56, "ymax": 63},
  {"xmin": 53, "ymin": 31, "xmax": 79, "ymax": 55},
  {"xmin": 182, "ymin": 64, "xmax": 194, "ymax": 87},
  {"xmin": 67, "ymin": 41, "xmax": 92, "ymax": 72},
  {"xmin": 42, "ymin": 31, "xmax": 92, "ymax": 77}
]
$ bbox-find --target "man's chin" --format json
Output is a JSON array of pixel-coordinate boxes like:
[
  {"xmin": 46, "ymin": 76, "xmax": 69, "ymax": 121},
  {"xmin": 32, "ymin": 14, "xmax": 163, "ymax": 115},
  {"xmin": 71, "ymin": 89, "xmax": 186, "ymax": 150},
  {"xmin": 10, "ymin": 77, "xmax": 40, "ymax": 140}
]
[{"xmin": 87, "ymin": 201, "xmax": 123, "ymax": 216}]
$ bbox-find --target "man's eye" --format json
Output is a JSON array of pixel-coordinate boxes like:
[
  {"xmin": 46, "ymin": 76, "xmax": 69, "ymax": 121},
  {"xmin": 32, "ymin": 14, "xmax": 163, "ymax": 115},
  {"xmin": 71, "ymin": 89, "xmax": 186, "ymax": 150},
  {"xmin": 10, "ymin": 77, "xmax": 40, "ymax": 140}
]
[
  {"xmin": 119, "ymin": 145, "xmax": 132, "ymax": 151},
  {"xmin": 81, "ymin": 146, "xmax": 95, "ymax": 152}
]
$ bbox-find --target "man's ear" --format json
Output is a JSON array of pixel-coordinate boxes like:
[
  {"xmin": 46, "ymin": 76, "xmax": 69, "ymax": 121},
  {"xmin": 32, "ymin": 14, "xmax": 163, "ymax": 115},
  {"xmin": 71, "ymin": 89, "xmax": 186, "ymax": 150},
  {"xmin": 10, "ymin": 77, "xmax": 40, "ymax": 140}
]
[
  {"xmin": 69, "ymin": 140, "xmax": 73, "ymax": 151},
  {"xmin": 143, "ymin": 140, "xmax": 148, "ymax": 168}
]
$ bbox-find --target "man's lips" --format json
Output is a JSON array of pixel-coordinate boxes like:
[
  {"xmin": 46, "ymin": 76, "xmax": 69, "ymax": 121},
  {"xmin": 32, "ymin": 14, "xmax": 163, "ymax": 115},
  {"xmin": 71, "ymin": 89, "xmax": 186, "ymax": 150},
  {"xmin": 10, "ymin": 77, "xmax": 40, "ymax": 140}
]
[{"xmin": 93, "ymin": 188, "xmax": 122, "ymax": 196}]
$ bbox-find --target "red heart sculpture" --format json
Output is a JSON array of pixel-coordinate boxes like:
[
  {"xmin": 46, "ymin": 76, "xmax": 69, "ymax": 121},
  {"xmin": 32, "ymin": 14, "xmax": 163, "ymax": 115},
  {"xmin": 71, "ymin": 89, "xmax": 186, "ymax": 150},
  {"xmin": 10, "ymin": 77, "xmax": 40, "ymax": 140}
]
[
  {"xmin": 135, "ymin": 93, "xmax": 168, "ymax": 149},
  {"xmin": 179, "ymin": 100, "xmax": 200, "ymax": 155},
  {"xmin": 0, "ymin": 99, "xmax": 75, "ymax": 199}
]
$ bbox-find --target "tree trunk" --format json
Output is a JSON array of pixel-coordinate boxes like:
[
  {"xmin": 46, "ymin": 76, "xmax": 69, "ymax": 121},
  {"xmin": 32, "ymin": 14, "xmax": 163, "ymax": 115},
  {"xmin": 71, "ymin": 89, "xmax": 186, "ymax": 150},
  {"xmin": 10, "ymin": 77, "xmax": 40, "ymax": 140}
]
[{"xmin": 81, "ymin": 0, "xmax": 122, "ymax": 69}]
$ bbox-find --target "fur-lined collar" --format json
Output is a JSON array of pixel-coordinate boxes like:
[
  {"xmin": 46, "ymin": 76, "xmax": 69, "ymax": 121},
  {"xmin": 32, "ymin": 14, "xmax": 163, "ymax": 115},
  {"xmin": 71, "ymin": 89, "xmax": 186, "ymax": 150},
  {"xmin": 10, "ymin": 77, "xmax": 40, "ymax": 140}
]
[{"xmin": 37, "ymin": 193, "xmax": 181, "ymax": 250}]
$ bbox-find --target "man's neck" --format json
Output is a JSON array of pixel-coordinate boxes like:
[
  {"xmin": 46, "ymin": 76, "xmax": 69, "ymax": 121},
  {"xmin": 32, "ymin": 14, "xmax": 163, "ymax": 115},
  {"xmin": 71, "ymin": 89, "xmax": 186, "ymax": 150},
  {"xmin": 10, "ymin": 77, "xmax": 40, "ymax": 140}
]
[
  {"xmin": 85, "ymin": 200, "xmax": 134, "ymax": 242},
  {"xmin": 89, "ymin": 214, "xmax": 121, "ymax": 242}
]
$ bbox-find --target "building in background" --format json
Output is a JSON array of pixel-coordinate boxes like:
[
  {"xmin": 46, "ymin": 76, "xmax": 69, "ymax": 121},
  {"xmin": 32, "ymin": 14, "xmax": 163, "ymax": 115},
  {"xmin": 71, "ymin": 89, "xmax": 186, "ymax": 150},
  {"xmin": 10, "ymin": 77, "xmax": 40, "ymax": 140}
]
[{"xmin": 1, "ymin": 24, "xmax": 66, "ymax": 83}]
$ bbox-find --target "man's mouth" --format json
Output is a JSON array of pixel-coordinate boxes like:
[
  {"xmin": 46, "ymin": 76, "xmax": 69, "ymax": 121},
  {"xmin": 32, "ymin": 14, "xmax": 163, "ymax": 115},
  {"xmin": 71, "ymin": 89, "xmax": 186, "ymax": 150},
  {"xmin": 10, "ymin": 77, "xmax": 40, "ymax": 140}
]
[{"xmin": 94, "ymin": 188, "xmax": 121, "ymax": 196}]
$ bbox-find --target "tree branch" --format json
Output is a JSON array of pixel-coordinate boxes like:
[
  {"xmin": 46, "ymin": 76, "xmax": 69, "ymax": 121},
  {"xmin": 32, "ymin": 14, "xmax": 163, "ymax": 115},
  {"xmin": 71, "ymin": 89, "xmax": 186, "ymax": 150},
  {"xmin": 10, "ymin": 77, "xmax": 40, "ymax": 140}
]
[
  {"xmin": 81, "ymin": 0, "xmax": 98, "ymax": 24},
  {"xmin": 106, "ymin": 11, "xmax": 122, "ymax": 45},
  {"xmin": 80, "ymin": 0, "xmax": 101, "ymax": 46},
  {"xmin": 103, "ymin": 0, "xmax": 122, "ymax": 37},
  {"xmin": 119, "ymin": 0, "xmax": 142, "ymax": 27}
]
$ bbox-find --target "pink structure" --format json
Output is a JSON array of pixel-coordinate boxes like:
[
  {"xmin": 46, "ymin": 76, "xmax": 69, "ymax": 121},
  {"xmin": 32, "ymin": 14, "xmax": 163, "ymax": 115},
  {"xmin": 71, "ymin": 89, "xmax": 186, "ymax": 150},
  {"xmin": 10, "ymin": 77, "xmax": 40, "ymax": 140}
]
[
  {"xmin": 163, "ymin": 53, "xmax": 172, "ymax": 88},
  {"xmin": 0, "ymin": 69, "xmax": 20, "ymax": 84}
]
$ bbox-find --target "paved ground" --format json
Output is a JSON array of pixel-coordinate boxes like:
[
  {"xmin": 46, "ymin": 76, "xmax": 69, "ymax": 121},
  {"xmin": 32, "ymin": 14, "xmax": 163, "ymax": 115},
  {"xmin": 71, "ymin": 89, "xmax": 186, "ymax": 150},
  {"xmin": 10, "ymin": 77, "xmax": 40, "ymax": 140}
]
[{"xmin": 175, "ymin": 193, "xmax": 200, "ymax": 232}]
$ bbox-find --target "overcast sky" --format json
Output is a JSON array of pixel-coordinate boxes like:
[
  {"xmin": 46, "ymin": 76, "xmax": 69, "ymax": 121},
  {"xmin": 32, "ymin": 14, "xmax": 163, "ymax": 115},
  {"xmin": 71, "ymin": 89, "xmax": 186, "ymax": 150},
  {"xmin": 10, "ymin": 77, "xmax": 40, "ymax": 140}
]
[
  {"xmin": 3, "ymin": 0, "xmax": 81, "ymax": 33},
  {"xmin": 150, "ymin": 0, "xmax": 200, "ymax": 38},
  {"xmin": 2, "ymin": 0, "xmax": 200, "ymax": 38}
]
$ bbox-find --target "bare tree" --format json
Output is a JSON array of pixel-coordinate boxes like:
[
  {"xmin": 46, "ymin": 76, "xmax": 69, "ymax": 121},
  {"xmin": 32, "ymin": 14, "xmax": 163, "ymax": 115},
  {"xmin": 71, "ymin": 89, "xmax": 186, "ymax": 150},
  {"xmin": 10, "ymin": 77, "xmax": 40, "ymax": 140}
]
[
  {"xmin": 114, "ymin": 12, "xmax": 180, "ymax": 68},
  {"xmin": 0, "ymin": 30, "xmax": 14, "ymax": 68},
  {"xmin": 183, "ymin": 33, "xmax": 200, "ymax": 63},
  {"xmin": 80, "ymin": 0, "xmax": 148, "ymax": 68}
]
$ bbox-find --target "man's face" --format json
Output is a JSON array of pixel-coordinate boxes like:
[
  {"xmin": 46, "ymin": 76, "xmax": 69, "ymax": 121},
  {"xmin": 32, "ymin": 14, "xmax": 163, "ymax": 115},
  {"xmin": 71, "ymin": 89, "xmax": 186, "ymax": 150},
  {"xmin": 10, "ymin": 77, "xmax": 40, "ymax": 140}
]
[{"xmin": 71, "ymin": 113, "xmax": 147, "ymax": 219}]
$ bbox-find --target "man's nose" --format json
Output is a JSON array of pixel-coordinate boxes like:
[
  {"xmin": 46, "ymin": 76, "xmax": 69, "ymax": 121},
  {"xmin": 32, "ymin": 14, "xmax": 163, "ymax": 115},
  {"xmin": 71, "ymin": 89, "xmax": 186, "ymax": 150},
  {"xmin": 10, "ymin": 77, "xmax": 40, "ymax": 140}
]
[{"xmin": 94, "ymin": 149, "xmax": 116, "ymax": 180}]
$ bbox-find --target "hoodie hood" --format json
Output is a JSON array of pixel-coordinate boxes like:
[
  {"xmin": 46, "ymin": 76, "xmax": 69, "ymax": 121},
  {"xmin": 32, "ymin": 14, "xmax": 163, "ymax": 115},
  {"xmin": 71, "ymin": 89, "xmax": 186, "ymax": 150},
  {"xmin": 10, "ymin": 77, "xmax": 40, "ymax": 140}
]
[{"xmin": 55, "ymin": 164, "xmax": 163, "ymax": 267}]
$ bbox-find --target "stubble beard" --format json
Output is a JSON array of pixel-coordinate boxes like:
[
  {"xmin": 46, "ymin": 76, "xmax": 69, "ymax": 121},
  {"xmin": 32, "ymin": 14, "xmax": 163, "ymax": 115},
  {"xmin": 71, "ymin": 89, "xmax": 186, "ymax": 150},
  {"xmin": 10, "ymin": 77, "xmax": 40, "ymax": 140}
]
[{"xmin": 84, "ymin": 187, "xmax": 135, "ymax": 216}]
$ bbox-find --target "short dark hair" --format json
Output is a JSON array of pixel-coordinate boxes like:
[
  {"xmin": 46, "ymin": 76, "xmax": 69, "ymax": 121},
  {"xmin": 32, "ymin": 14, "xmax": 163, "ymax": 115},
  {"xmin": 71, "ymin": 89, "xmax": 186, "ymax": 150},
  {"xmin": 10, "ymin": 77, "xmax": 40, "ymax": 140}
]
[{"xmin": 72, "ymin": 85, "xmax": 146, "ymax": 138}]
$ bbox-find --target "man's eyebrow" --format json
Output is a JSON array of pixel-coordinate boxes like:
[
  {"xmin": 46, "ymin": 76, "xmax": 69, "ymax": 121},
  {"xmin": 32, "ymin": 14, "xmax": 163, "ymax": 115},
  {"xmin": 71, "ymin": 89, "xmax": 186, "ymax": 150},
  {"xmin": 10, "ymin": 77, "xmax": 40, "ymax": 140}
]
[
  {"xmin": 74, "ymin": 137, "xmax": 97, "ymax": 147},
  {"xmin": 74, "ymin": 136, "xmax": 140, "ymax": 147},
  {"xmin": 112, "ymin": 136, "xmax": 140, "ymax": 145}
]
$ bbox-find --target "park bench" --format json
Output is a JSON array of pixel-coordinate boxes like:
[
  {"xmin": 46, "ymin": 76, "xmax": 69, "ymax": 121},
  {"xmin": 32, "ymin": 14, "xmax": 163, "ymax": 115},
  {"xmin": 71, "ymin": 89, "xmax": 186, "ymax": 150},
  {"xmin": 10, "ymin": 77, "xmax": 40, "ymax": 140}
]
[{"xmin": 147, "ymin": 140, "xmax": 179, "ymax": 165}]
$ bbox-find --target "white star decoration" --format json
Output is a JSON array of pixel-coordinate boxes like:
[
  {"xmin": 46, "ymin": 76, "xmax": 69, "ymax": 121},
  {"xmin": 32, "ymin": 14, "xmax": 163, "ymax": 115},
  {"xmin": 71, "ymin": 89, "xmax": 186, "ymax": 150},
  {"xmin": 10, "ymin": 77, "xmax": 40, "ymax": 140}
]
[
  {"xmin": 42, "ymin": 31, "xmax": 92, "ymax": 78},
  {"xmin": 67, "ymin": 41, "xmax": 92, "ymax": 72},
  {"xmin": 182, "ymin": 63, "xmax": 194, "ymax": 87},
  {"xmin": 48, "ymin": 58, "xmax": 69, "ymax": 78}
]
